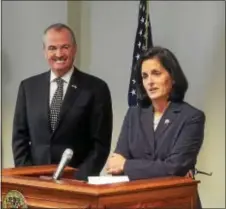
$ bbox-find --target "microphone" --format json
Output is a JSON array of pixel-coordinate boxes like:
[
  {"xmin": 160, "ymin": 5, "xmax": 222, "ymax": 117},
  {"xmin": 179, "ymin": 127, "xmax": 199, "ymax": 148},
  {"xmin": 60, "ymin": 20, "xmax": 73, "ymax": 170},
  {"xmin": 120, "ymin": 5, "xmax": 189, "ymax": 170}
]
[{"xmin": 53, "ymin": 148, "xmax": 74, "ymax": 180}]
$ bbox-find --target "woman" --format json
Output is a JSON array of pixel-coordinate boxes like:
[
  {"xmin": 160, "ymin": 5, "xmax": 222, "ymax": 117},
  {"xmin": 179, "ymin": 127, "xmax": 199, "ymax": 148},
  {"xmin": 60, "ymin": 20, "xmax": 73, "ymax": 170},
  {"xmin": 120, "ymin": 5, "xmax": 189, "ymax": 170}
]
[{"xmin": 106, "ymin": 46, "xmax": 205, "ymax": 181}]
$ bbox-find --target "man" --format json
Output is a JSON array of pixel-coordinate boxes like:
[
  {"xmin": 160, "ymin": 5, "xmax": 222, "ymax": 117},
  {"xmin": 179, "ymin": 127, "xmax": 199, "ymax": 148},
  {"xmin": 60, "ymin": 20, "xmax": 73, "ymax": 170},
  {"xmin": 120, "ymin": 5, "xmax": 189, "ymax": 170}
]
[{"xmin": 12, "ymin": 23, "xmax": 113, "ymax": 181}]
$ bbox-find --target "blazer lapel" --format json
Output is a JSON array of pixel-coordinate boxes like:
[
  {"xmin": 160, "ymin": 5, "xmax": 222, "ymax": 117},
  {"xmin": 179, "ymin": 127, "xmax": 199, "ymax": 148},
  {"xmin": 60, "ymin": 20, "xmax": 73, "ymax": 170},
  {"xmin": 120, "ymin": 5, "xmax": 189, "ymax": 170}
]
[
  {"xmin": 36, "ymin": 71, "xmax": 52, "ymax": 135},
  {"xmin": 154, "ymin": 102, "xmax": 181, "ymax": 147},
  {"xmin": 140, "ymin": 106, "xmax": 155, "ymax": 151}
]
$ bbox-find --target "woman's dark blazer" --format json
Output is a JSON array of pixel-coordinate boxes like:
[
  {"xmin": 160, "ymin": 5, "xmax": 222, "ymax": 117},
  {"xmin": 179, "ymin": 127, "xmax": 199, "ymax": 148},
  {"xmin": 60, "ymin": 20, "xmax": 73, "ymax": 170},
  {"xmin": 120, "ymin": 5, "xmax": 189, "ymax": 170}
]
[{"xmin": 115, "ymin": 101, "xmax": 205, "ymax": 181}]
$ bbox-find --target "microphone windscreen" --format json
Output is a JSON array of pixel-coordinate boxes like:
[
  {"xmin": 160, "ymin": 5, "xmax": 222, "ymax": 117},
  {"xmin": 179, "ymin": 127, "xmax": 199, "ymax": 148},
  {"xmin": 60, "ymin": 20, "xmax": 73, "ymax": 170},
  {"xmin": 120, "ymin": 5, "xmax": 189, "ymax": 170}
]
[{"xmin": 63, "ymin": 148, "xmax": 73, "ymax": 159}]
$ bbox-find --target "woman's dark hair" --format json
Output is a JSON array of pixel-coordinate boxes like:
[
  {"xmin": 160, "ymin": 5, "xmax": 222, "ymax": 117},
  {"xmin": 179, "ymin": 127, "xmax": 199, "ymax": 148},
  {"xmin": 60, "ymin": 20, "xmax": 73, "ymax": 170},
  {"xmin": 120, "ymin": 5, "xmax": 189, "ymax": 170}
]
[{"xmin": 134, "ymin": 46, "xmax": 188, "ymax": 107}]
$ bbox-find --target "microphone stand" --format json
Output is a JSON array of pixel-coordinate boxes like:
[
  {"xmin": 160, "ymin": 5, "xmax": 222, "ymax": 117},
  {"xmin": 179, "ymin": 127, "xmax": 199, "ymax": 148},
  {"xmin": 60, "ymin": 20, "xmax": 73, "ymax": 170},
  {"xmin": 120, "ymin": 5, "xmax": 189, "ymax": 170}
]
[
  {"xmin": 194, "ymin": 168, "xmax": 213, "ymax": 176},
  {"xmin": 188, "ymin": 168, "xmax": 213, "ymax": 179}
]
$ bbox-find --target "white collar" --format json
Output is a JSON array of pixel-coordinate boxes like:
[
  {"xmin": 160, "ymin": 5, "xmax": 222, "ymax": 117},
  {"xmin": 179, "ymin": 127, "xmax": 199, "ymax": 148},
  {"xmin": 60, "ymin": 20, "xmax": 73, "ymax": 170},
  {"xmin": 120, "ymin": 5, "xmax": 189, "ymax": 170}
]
[{"xmin": 50, "ymin": 66, "xmax": 74, "ymax": 83}]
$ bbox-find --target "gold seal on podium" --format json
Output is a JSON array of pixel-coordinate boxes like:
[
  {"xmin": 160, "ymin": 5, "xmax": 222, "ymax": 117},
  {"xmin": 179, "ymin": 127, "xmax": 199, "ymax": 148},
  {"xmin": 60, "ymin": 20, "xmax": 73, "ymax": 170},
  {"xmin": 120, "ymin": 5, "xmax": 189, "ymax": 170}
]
[{"xmin": 2, "ymin": 190, "xmax": 28, "ymax": 209}]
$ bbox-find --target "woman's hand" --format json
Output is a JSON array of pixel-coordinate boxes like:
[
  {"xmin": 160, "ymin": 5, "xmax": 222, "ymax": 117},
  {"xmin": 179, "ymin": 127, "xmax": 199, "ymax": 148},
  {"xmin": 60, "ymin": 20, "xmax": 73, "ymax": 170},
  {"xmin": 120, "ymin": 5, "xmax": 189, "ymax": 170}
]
[{"xmin": 106, "ymin": 153, "xmax": 126, "ymax": 175}]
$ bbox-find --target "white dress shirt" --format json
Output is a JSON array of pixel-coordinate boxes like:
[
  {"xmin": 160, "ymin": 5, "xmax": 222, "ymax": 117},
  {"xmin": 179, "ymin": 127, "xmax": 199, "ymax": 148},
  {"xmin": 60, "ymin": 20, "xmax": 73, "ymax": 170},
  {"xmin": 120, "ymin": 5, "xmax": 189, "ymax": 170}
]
[
  {"xmin": 153, "ymin": 115, "xmax": 162, "ymax": 131},
  {"xmin": 49, "ymin": 67, "xmax": 74, "ymax": 106}
]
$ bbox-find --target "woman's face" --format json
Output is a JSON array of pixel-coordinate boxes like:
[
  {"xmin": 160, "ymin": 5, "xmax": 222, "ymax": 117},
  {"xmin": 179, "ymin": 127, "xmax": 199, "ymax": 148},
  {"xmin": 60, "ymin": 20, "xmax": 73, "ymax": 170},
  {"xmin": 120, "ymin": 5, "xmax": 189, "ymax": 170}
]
[{"xmin": 141, "ymin": 57, "xmax": 173, "ymax": 102}]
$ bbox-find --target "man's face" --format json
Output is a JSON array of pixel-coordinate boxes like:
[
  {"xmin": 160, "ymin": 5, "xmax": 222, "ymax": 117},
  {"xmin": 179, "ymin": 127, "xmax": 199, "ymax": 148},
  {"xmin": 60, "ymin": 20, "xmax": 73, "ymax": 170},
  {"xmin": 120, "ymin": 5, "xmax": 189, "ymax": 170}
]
[{"xmin": 43, "ymin": 28, "xmax": 76, "ymax": 76}]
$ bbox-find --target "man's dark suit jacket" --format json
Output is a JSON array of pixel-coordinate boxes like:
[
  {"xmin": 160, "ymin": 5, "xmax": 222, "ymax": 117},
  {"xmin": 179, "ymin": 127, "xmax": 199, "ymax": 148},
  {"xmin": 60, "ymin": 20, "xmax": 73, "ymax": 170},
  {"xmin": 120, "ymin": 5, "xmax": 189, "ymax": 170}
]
[
  {"xmin": 115, "ymin": 101, "xmax": 205, "ymax": 180},
  {"xmin": 12, "ymin": 67, "xmax": 113, "ymax": 180}
]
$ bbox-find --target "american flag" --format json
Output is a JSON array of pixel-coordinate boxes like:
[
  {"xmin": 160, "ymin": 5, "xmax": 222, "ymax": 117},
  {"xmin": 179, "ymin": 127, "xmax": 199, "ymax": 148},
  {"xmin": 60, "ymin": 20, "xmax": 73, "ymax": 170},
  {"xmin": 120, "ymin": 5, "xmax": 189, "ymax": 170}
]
[{"xmin": 128, "ymin": 0, "xmax": 153, "ymax": 106}]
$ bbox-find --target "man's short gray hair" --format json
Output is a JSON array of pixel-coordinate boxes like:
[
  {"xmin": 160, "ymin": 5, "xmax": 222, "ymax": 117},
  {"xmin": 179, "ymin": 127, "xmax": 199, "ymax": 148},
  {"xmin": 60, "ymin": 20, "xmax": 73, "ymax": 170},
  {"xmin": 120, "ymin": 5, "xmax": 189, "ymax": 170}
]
[{"xmin": 43, "ymin": 23, "xmax": 76, "ymax": 46}]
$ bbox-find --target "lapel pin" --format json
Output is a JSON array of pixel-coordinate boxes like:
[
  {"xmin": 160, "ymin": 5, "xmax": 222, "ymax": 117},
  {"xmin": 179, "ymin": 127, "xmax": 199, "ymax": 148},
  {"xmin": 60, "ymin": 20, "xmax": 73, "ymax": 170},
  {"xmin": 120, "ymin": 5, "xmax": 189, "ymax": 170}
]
[
  {"xmin": 71, "ymin": 85, "xmax": 77, "ymax": 89},
  {"xmin": 164, "ymin": 119, "xmax": 170, "ymax": 125}
]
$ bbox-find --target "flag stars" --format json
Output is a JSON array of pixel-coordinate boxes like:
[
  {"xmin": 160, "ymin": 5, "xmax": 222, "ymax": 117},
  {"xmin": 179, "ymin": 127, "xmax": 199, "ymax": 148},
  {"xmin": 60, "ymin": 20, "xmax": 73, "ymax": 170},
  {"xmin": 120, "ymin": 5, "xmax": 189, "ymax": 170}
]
[
  {"xmin": 131, "ymin": 89, "xmax": 136, "ymax": 96},
  {"xmin": 128, "ymin": 1, "xmax": 153, "ymax": 106},
  {"xmin": 140, "ymin": 17, "xmax": 144, "ymax": 23}
]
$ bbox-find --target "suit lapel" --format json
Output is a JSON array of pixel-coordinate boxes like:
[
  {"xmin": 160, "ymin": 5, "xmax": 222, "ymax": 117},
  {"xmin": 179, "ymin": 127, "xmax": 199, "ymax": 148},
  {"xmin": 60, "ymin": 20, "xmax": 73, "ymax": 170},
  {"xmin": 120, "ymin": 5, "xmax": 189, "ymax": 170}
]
[
  {"xmin": 36, "ymin": 71, "xmax": 52, "ymax": 135},
  {"xmin": 154, "ymin": 102, "xmax": 181, "ymax": 149},
  {"xmin": 141, "ymin": 106, "xmax": 155, "ymax": 151},
  {"xmin": 56, "ymin": 68, "xmax": 81, "ymax": 130}
]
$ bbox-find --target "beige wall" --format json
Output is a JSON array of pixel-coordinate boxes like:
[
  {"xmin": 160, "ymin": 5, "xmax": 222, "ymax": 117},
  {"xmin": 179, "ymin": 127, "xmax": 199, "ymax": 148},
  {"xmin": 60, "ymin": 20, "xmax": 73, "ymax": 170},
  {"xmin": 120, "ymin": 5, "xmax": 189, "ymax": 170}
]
[
  {"xmin": 67, "ymin": 1, "xmax": 91, "ymax": 73},
  {"xmin": 195, "ymin": 28, "xmax": 225, "ymax": 207}
]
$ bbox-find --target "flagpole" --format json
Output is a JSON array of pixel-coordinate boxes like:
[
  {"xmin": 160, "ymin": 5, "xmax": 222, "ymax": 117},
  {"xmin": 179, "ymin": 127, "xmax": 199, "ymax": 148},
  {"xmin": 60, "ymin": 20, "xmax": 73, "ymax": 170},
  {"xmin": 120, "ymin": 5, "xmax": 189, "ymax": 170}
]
[{"xmin": 145, "ymin": 0, "xmax": 149, "ymax": 49}]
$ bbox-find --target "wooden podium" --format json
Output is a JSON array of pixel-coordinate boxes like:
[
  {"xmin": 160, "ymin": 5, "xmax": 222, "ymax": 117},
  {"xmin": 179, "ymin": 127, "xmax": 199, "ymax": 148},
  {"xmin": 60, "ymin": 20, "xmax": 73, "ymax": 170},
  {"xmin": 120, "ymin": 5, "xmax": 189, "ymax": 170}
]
[{"xmin": 2, "ymin": 165, "xmax": 199, "ymax": 209}]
